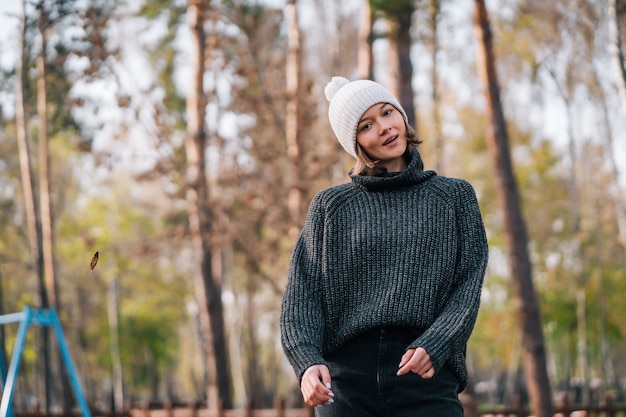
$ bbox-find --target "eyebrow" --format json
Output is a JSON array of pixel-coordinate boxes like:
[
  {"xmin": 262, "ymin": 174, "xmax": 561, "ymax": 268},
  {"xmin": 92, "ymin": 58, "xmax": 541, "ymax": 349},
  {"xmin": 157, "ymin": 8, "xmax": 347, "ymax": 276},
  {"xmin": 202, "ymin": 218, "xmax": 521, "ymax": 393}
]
[{"xmin": 358, "ymin": 103, "xmax": 388, "ymax": 125}]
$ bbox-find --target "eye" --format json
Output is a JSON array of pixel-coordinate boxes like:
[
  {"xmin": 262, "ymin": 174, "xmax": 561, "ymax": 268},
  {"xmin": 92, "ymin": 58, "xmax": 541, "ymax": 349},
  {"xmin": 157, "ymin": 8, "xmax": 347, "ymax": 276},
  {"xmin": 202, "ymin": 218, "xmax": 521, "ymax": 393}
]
[
  {"xmin": 359, "ymin": 122, "xmax": 372, "ymax": 132},
  {"xmin": 383, "ymin": 107, "xmax": 394, "ymax": 116}
]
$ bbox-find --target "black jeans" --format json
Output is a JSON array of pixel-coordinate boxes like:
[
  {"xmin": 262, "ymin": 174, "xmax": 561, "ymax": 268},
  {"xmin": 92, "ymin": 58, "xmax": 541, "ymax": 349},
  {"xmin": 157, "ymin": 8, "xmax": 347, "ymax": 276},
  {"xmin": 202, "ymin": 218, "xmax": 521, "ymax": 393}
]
[{"xmin": 316, "ymin": 328, "xmax": 463, "ymax": 417}]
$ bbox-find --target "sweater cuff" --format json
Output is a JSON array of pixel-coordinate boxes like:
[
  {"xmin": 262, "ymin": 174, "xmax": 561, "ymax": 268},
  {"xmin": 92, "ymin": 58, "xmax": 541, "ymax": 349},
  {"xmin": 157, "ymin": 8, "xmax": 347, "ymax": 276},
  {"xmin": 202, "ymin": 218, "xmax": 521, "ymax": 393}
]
[{"xmin": 285, "ymin": 344, "xmax": 327, "ymax": 383}]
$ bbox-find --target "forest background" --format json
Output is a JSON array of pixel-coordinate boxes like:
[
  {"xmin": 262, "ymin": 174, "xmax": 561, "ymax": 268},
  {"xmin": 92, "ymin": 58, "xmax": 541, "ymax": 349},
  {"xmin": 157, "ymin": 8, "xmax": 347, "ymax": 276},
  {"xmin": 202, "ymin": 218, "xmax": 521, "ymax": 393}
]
[{"xmin": 1, "ymin": 0, "xmax": 626, "ymax": 414}]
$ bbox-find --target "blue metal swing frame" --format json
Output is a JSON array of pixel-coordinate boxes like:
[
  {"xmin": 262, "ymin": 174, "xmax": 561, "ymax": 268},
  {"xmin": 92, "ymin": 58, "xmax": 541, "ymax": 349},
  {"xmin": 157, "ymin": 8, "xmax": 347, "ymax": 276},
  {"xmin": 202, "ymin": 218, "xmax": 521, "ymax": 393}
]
[{"xmin": 0, "ymin": 306, "xmax": 92, "ymax": 417}]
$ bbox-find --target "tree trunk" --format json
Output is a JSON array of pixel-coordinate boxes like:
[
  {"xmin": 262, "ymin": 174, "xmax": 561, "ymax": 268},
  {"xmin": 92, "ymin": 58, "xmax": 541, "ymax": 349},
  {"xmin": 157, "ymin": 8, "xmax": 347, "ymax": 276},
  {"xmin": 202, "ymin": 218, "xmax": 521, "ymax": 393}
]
[
  {"xmin": 607, "ymin": 0, "xmax": 626, "ymax": 122},
  {"xmin": 565, "ymin": 97, "xmax": 590, "ymax": 405},
  {"xmin": 592, "ymin": 65, "xmax": 626, "ymax": 251},
  {"xmin": 549, "ymin": 63, "xmax": 591, "ymax": 403},
  {"xmin": 37, "ymin": 5, "xmax": 58, "ymax": 313},
  {"xmin": 17, "ymin": 0, "xmax": 44, "ymax": 297},
  {"xmin": 244, "ymin": 283, "xmax": 262, "ymax": 407},
  {"xmin": 285, "ymin": 0, "xmax": 303, "ymax": 239},
  {"xmin": 576, "ymin": 289, "xmax": 590, "ymax": 403},
  {"xmin": 107, "ymin": 276, "xmax": 123, "ymax": 410},
  {"xmin": 378, "ymin": 2, "xmax": 415, "ymax": 128},
  {"xmin": 0, "ymin": 270, "xmax": 6, "ymax": 381},
  {"xmin": 428, "ymin": 0, "xmax": 444, "ymax": 173},
  {"xmin": 394, "ymin": 3, "xmax": 415, "ymax": 129},
  {"xmin": 185, "ymin": 0, "xmax": 232, "ymax": 408},
  {"xmin": 383, "ymin": 18, "xmax": 400, "ymax": 98},
  {"xmin": 357, "ymin": 0, "xmax": 373, "ymax": 80},
  {"xmin": 36, "ymin": 4, "xmax": 56, "ymax": 412},
  {"xmin": 17, "ymin": 9, "xmax": 50, "ymax": 405},
  {"xmin": 472, "ymin": 2, "xmax": 553, "ymax": 416}
]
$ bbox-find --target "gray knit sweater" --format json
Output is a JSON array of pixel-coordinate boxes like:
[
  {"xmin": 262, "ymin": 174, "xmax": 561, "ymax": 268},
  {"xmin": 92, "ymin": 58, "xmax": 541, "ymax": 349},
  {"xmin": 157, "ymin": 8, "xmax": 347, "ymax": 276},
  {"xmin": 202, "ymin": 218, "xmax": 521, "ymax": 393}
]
[{"xmin": 280, "ymin": 150, "xmax": 488, "ymax": 393}]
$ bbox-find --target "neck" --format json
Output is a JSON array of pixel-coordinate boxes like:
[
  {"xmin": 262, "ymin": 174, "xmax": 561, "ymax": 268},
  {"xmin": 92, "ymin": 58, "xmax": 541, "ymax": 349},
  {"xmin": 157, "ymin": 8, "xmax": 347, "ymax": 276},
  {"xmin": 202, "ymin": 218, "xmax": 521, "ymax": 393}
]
[
  {"xmin": 381, "ymin": 158, "xmax": 408, "ymax": 173},
  {"xmin": 380, "ymin": 147, "xmax": 411, "ymax": 172}
]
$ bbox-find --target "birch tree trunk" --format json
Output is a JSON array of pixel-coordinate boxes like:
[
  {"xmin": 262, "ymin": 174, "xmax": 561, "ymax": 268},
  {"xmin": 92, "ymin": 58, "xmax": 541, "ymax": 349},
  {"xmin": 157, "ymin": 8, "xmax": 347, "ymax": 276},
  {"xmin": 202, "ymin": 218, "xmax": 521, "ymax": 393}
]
[
  {"xmin": 107, "ymin": 276, "xmax": 123, "ymax": 410},
  {"xmin": 547, "ymin": 63, "xmax": 591, "ymax": 403},
  {"xmin": 472, "ymin": 1, "xmax": 553, "ymax": 415},
  {"xmin": 599, "ymin": 90, "xmax": 626, "ymax": 251},
  {"xmin": 185, "ymin": 0, "xmax": 232, "ymax": 408},
  {"xmin": 565, "ymin": 96, "xmax": 590, "ymax": 405},
  {"xmin": 607, "ymin": 0, "xmax": 626, "ymax": 122},
  {"xmin": 591, "ymin": 67, "xmax": 623, "ymax": 392}
]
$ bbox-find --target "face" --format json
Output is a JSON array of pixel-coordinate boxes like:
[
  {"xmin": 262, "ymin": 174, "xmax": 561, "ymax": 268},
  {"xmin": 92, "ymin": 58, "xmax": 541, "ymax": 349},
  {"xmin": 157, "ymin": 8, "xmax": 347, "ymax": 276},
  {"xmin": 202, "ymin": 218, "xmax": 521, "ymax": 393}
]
[{"xmin": 356, "ymin": 103, "xmax": 408, "ymax": 172}]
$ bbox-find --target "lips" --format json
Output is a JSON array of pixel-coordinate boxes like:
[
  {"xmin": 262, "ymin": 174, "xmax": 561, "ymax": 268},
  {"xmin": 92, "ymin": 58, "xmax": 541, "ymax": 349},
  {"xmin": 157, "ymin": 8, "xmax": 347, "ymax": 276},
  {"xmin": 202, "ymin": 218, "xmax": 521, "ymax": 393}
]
[{"xmin": 383, "ymin": 135, "xmax": 398, "ymax": 146}]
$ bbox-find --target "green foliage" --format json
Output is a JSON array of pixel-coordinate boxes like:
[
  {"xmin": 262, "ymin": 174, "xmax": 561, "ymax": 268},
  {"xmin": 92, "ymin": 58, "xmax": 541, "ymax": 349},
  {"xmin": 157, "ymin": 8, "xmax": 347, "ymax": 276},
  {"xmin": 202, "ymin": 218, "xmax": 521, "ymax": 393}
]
[
  {"xmin": 369, "ymin": 0, "xmax": 414, "ymax": 16},
  {"xmin": 120, "ymin": 301, "xmax": 183, "ymax": 397}
]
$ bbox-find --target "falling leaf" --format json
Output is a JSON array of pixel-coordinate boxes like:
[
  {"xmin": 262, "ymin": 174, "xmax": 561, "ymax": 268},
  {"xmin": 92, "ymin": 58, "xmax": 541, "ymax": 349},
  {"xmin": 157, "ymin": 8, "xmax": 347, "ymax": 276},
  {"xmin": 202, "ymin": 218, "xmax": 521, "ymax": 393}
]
[{"xmin": 90, "ymin": 251, "xmax": 99, "ymax": 272}]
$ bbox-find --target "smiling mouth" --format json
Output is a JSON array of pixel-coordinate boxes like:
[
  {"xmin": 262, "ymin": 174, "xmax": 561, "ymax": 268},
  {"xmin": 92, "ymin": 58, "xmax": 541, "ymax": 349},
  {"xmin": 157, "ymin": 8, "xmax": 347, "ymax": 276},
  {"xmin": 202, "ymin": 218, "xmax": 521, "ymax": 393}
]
[{"xmin": 383, "ymin": 135, "xmax": 398, "ymax": 146}]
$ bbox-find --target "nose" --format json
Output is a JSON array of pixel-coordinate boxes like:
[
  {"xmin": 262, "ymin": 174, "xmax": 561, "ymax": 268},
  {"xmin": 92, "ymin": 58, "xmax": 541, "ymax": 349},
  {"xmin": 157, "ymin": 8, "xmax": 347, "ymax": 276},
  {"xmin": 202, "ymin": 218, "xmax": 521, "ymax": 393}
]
[{"xmin": 379, "ymin": 123, "xmax": 390, "ymax": 135}]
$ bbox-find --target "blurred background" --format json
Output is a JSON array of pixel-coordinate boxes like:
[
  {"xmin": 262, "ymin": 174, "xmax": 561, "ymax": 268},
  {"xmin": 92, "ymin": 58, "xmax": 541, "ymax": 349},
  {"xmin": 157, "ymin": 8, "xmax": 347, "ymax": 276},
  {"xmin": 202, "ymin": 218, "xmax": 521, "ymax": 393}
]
[{"xmin": 0, "ymin": 0, "xmax": 625, "ymax": 413}]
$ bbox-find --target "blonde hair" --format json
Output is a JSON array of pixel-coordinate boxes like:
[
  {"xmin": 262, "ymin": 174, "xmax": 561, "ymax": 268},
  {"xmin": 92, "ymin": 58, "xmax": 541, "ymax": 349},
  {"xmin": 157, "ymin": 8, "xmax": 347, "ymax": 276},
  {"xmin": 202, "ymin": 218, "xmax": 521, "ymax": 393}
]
[{"xmin": 352, "ymin": 124, "xmax": 422, "ymax": 176}]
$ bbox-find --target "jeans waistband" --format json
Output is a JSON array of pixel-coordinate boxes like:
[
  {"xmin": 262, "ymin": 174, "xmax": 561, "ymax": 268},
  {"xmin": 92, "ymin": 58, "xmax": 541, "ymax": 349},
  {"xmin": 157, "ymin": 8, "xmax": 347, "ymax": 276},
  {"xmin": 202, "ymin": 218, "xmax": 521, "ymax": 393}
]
[{"xmin": 356, "ymin": 326, "xmax": 423, "ymax": 341}]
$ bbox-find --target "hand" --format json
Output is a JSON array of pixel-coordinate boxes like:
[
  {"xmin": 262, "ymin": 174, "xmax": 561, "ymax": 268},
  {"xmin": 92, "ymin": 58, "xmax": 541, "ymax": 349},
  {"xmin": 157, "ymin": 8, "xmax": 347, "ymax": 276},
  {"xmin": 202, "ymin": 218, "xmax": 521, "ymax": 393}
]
[
  {"xmin": 396, "ymin": 347, "xmax": 435, "ymax": 378},
  {"xmin": 300, "ymin": 364, "xmax": 335, "ymax": 407}
]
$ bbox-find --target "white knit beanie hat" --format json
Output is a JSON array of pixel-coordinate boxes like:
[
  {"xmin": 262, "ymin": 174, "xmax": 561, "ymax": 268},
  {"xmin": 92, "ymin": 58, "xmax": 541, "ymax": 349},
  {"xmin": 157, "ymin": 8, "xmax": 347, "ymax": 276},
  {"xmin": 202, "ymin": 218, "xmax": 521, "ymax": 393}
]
[{"xmin": 324, "ymin": 76, "xmax": 408, "ymax": 159}]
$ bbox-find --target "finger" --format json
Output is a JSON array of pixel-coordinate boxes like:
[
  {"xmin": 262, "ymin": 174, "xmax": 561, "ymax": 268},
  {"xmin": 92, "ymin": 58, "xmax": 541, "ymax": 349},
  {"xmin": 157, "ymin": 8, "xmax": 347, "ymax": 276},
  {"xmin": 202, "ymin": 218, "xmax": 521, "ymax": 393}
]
[
  {"xmin": 420, "ymin": 366, "xmax": 436, "ymax": 379},
  {"xmin": 398, "ymin": 347, "xmax": 433, "ymax": 376},
  {"xmin": 396, "ymin": 349, "xmax": 416, "ymax": 376},
  {"xmin": 302, "ymin": 381, "xmax": 329, "ymax": 406},
  {"xmin": 318, "ymin": 365, "xmax": 332, "ymax": 390},
  {"xmin": 317, "ymin": 367, "xmax": 335, "ymax": 405},
  {"xmin": 301, "ymin": 366, "xmax": 334, "ymax": 406},
  {"xmin": 399, "ymin": 349, "xmax": 414, "ymax": 366},
  {"xmin": 413, "ymin": 347, "xmax": 429, "ymax": 361},
  {"xmin": 412, "ymin": 348, "xmax": 431, "ymax": 368},
  {"xmin": 410, "ymin": 348, "xmax": 434, "ymax": 378},
  {"xmin": 301, "ymin": 369, "xmax": 322, "ymax": 404},
  {"xmin": 306, "ymin": 388, "xmax": 334, "ymax": 407}
]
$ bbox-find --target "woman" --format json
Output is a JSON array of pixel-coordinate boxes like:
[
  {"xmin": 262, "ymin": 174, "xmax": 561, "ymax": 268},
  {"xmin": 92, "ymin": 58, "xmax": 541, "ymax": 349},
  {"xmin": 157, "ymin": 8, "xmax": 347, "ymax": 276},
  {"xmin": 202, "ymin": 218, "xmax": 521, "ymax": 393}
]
[{"xmin": 280, "ymin": 76, "xmax": 488, "ymax": 416}]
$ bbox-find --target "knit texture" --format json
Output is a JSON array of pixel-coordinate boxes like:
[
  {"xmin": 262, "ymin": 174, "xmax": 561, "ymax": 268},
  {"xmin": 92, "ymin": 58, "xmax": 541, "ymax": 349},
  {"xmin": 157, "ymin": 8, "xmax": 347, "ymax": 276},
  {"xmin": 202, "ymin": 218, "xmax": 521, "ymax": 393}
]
[
  {"xmin": 280, "ymin": 150, "xmax": 489, "ymax": 393},
  {"xmin": 325, "ymin": 76, "xmax": 408, "ymax": 158}
]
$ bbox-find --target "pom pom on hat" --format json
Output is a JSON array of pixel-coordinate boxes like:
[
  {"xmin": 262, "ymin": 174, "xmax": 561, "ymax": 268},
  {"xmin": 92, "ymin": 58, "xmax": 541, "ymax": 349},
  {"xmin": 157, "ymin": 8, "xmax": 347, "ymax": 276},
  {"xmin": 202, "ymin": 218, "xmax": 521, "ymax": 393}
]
[
  {"xmin": 324, "ymin": 76, "xmax": 408, "ymax": 159},
  {"xmin": 324, "ymin": 76, "xmax": 350, "ymax": 102}
]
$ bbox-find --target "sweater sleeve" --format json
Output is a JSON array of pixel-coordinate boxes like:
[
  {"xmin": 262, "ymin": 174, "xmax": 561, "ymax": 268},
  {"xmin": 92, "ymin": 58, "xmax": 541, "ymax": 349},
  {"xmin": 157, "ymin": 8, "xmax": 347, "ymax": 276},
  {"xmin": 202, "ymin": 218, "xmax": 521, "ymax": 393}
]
[
  {"xmin": 280, "ymin": 193, "xmax": 328, "ymax": 382},
  {"xmin": 408, "ymin": 179, "xmax": 488, "ymax": 373}
]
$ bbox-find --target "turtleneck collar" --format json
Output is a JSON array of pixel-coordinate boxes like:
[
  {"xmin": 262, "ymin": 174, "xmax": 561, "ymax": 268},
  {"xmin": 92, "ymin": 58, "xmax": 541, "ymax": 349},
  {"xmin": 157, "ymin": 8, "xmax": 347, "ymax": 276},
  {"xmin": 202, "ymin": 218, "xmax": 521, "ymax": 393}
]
[{"xmin": 350, "ymin": 149, "xmax": 436, "ymax": 191}]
